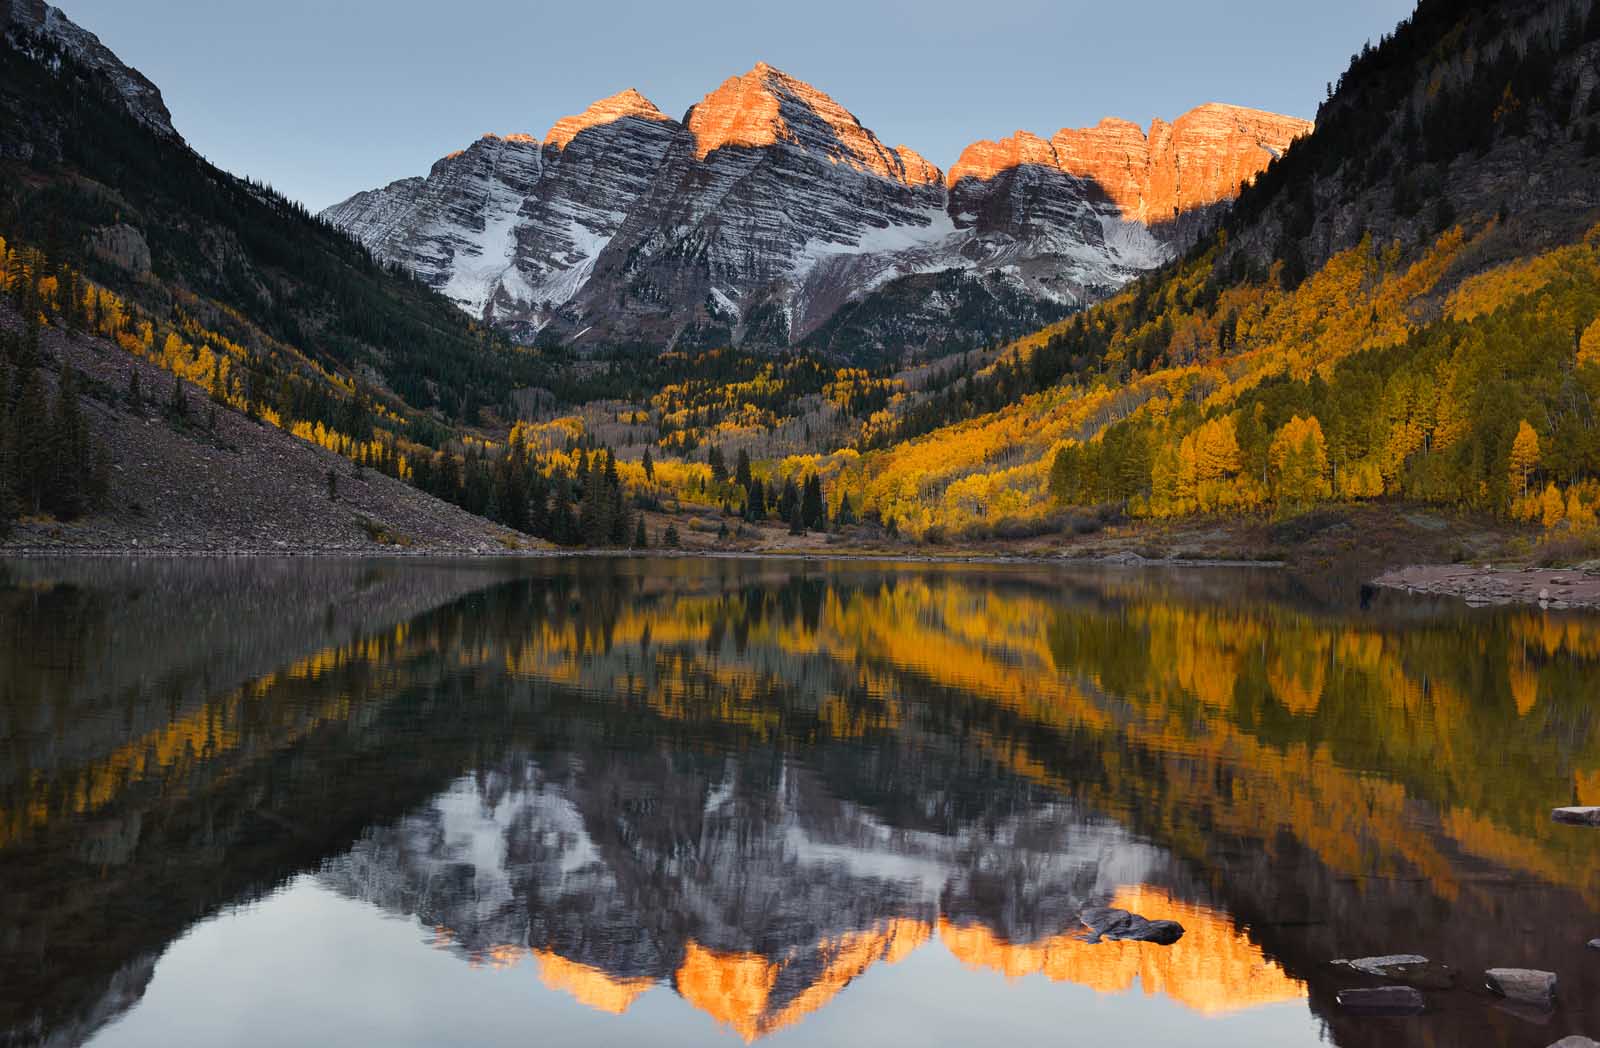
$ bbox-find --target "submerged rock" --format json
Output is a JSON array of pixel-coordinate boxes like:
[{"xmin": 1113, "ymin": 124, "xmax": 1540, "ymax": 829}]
[
  {"xmin": 1546, "ymin": 1038, "xmax": 1600, "ymax": 1048},
  {"xmin": 1333, "ymin": 954, "xmax": 1456, "ymax": 990},
  {"xmin": 1078, "ymin": 907, "xmax": 1184, "ymax": 945},
  {"xmin": 1588, "ymin": 938, "xmax": 1600, "ymax": 951},
  {"xmin": 1552, "ymin": 807, "xmax": 1600, "ymax": 826},
  {"xmin": 1335, "ymin": 986, "xmax": 1426, "ymax": 1014},
  {"xmin": 1486, "ymin": 968, "xmax": 1557, "ymax": 1008}
]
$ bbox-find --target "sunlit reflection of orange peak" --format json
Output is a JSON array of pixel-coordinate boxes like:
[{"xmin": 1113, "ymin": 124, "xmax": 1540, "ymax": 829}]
[
  {"xmin": 939, "ymin": 887, "xmax": 1306, "ymax": 1018},
  {"xmin": 674, "ymin": 919, "xmax": 929, "ymax": 1042},
  {"xmin": 533, "ymin": 949, "xmax": 655, "ymax": 1015}
]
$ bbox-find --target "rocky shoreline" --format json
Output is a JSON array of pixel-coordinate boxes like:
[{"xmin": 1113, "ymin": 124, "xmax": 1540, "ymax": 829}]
[{"xmin": 1374, "ymin": 563, "xmax": 1600, "ymax": 611}]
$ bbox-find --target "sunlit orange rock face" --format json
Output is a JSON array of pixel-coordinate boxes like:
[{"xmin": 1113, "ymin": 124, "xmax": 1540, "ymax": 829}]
[
  {"xmin": 940, "ymin": 887, "xmax": 1307, "ymax": 1017},
  {"xmin": 687, "ymin": 62, "xmax": 941, "ymax": 186},
  {"xmin": 952, "ymin": 104, "xmax": 1311, "ymax": 225},
  {"xmin": 544, "ymin": 88, "xmax": 672, "ymax": 150}
]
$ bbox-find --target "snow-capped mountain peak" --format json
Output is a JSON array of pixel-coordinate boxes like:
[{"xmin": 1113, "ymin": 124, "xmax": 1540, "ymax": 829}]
[{"xmin": 321, "ymin": 64, "xmax": 1309, "ymax": 354}]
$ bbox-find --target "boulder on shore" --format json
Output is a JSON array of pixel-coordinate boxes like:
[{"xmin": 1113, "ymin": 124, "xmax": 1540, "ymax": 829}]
[
  {"xmin": 1486, "ymin": 967, "xmax": 1557, "ymax": 1008},
  {"xmin": 1553, "ymin": 807, "xmax": 1600, "ymax": 826},
  {"xmin": 1335, "ymin": 986, "xmax": 1426, "ymax": 1014}
]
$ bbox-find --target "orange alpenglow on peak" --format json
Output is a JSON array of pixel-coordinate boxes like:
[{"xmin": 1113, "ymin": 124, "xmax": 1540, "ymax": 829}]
[
  {"xmin": 686, "ymin": 63, "xmax": 929, "ymax": 185},
  {"xmin": 893, "ymin": 144, "xmax": 943, "ymax": 186},
  {"xmin": 544, "ymin": 87, "xmax": 673, "ymax": 150},
  {"xmin": 950, "ymin": 104, "xmax": 1312, "ymax": 224}
]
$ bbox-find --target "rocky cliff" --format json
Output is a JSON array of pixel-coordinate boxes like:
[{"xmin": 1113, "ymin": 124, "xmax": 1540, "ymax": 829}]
[
  {"xmin": 3, "ymin": 0, "xmax": 177, "ymax": 139},
  {"xmin": 323, "ymin": 64, "xmax": 1309, "ymax": 354}
]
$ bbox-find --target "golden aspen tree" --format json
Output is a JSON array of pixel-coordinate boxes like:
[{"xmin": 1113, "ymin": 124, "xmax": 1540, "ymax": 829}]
[
  {"xmin": 1578, "ymin": 317, "xmax": 1600, "ymax": 369},
  {"xmin": 1566, "ymin": 488, "xmax": 1597, "ymax": 534},
  {"xmin": 1541, "ymin": 483, "xmax": 1566, "ymax": 529},
  {"xmin": 1507, "ymin": 420, "xmax": 1540, "ymax": 501},
  {"xmin": 1269, "ymin": 416, "xmax": 1331, "ymax": 509}
]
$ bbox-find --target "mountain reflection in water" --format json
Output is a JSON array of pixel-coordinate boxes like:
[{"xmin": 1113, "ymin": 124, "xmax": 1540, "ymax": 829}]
[{"xmin": 1, "ymin": 556, "xmax": 1597, "ymax": 1047}]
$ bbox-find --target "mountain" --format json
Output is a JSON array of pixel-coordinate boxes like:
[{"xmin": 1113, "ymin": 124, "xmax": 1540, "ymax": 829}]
[
  {"xmin": 0, "ymin": 0, "xmax": 177, "ymax": 139},
  {"xmin": 777, "ymin": 0, "xmax": 1600, "ymax": 545},
  {"xmin": 0, "ymin": 0, "xmax": 578, "ymax": 549},
  {"xmin": 0, "ymin": 0, "xmax": 544, "ymax": 422},
  {"xmin": 323, "ymin": 65, "xmax": 1308, "ymax": 355}
]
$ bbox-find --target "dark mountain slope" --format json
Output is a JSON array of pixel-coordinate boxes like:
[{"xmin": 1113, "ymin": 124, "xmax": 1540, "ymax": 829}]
[
  {"xmin": 1224, "ymin": 0, "xmax": 1600, "ymax": 287},
  {"xmin": 0, "ymin": 16, "xmax": 541, "ymax": 421}
]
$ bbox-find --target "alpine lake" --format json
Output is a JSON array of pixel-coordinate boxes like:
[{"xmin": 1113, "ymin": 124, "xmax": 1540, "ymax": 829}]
[{"xmin": 2, "ymin": 555, "xmax": 1598, "ymax": 1047}]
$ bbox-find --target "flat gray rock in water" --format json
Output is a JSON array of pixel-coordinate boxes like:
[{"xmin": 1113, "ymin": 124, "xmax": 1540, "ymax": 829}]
[
  {"xmin": 1553, "ymin": 807, "xmax": 1600, "ymax": 826},
  {"xmin": 1335, "ymin": 986, "xmax": 1426, "ymax": 1014},
  {"xmin": 1333, "ymin": 954, "xmax": 1455, "ymax": 990},
  {"xmin": 1486, "ymin": 967, "xmax": 1557, "ymax": 1007},
  {"xmin": 1546, "ymin": 1038, "xmax": 1600, "ymax": 1048}
]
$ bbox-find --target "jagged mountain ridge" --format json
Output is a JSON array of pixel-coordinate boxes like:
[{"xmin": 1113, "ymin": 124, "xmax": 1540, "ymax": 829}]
[
  {"xmin": 1, "ymin": 0, "xmax": 177, "ymax": 139},
  {"xmin": 323, "ymin": 64, "xmax": 1309, "ymax": 355}
]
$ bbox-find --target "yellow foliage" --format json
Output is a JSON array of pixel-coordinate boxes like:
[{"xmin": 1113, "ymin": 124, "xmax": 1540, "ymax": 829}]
[
  {"xmin": 1580, "ymin": 317, "xmax": 1600, "ymax": 369},
  {"xmin": 1540, "ymin": 483, "xmax": 1566, "ymax": 529},
  {"xmin": 1268, "ymin": 415, "xmax": 1330, "ymax": 507},
  {"xmin": 1508, "ymin": 420, "xmax": 1540, "ymax": 500}
]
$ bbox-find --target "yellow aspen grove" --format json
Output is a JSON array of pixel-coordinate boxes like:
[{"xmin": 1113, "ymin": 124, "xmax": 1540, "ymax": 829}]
[
  {"xmin": 1177, "ymin": 416, "xmax": 1251, "ymax": 513},
  {"xmin": 1580, "ymin": 317, "xmax": 1600, "ymax": 369},
  {"xmin": 1566, "ymin": 488, "xmax": 1598, "ymax": 534},
  {"xmin": 1540, "ymin": 483, "xmax": 1566, "ymax": 529},
  {"xmin": 1268, "ymin": 416, "xmax": 1331, "ymax": 509},
  {"xmin": 1508, "ymin": 420, "xmax": 1540, "ymax": 500}
]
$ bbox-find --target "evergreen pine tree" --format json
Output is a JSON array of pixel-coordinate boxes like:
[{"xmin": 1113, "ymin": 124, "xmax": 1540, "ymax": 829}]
[
  {"xmin": 633, "ymin": 515, "xmax": 648, "ymax": 549},
  {"xmin": 789, "ymin": 502, "xmax": 804, "ymax": 535},
  {"xmin": 550, "ymin": 469, "xmax": 577, "ymax": 545},
  {"xmin": 802, "ymin": 474, "xmax": 825, "ymax": 531},
  {"xmin": 604, "ymin": 450, "xmax": 629, "ymax": 546},
  {"xmin": 528, "ymin": 469, "xmax": 551, "ymax": 539},
  {"xmin": 45, "ymin": 365, "xmax": 88, "ymax": 519},
  {"xmin": 0, "ymin": 385, "xmax": 14, "ymax": 538},
  {"xmin": 12, "ymin": 367, "xmax": 49, "ymax": 516},
  {"xmin": 778, "ymin": 477, "xmax": 800, "ymax": 523},
  {"xmin": 642, "ymin": 446, "xmax": 654, "ymax": 481},
  {"xmin": 167, "ymin": 374, "xmax": 187, "ymax": 423},
  {"xmin": 735, "ymin": 448, "xmax": 753, "ymax": 491},
  {"xmin": 747, "ymin": 478, "xmax": 766, "ymax": 521}
]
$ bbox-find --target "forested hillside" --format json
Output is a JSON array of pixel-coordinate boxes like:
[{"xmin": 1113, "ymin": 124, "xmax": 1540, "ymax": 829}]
[
  {"xmin": 585, "ymin": 0, "xmax": 1600, "ymax": 550},
  {"xmin": 7, "ymin": 0, "xmax": 1600, "ymax": 559},
  {"xmin": 0, "ymin": 18, "xmax": 567, "ymax": 537}
]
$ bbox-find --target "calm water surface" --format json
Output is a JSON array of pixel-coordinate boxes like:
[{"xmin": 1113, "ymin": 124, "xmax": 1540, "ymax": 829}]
[{"xmin": 1, "ymin": 556, "xmax": 1597, "ymax": 1047}]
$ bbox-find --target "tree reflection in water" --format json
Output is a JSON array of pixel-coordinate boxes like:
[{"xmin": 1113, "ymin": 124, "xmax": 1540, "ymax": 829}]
[{"xmin": 0, "ymin": 557, "xmax": 1597, "ymax": 1046}]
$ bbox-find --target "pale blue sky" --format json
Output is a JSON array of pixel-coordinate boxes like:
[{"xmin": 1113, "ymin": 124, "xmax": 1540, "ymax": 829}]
[{"xmin": 62, "ymin": 0, "xmax": 1417, "ymax": 212}]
